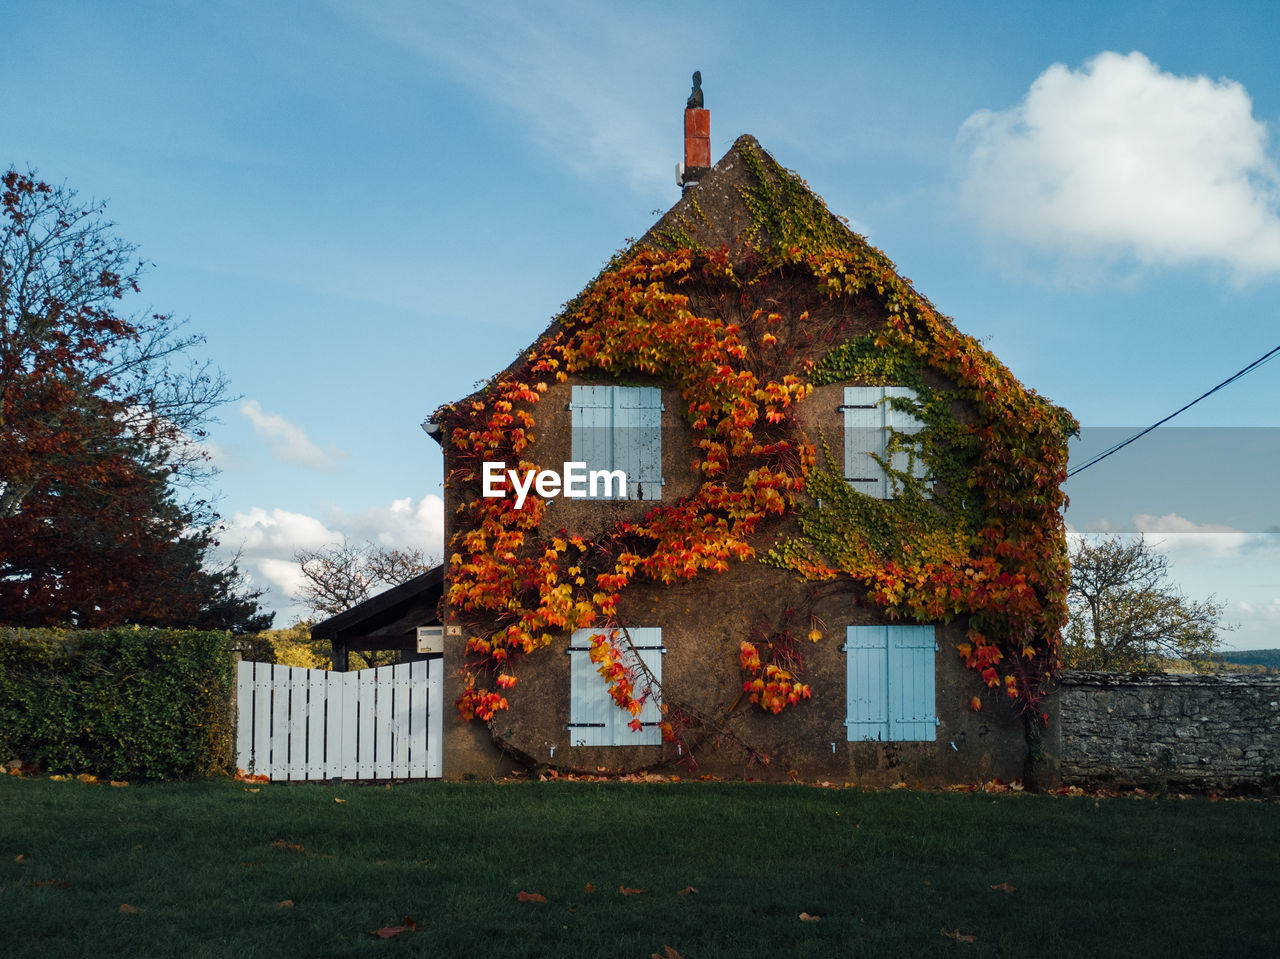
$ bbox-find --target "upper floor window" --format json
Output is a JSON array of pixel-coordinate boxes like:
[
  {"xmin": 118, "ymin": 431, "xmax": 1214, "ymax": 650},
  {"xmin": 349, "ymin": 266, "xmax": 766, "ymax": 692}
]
[
  {"xmin": 842, "ymin": 386, "xmax": 927, "ymax": 499},
  {"xmin": 570, "ymin": 385, "xmax": 664, "ymax": 500}
]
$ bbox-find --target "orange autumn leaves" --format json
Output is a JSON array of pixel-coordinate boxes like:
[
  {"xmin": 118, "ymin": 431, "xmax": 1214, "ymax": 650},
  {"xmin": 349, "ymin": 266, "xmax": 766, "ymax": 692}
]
[{"xmin": 739, "ymin": 641, "xmax": 811, "ymax": 714}]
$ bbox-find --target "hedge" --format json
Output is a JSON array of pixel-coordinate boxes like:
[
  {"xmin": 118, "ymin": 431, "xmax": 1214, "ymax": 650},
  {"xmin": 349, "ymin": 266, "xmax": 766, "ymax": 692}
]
[{"xmin": 0, "ymin": 627, "xmax": 235, "ymax": 780}]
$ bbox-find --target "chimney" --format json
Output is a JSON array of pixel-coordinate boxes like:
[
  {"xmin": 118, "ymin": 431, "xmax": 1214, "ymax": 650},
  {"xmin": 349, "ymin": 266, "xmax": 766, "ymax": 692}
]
[{"xmin": 679, "ymin": 71, "xmax": 709, "ymax": 190}]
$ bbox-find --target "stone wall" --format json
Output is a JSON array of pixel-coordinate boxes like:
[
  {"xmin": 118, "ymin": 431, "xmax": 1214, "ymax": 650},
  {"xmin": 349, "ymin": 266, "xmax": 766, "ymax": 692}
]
[{"xmin": 1060, "ymin": 671, "xmax": 1280, "ymax": 791}]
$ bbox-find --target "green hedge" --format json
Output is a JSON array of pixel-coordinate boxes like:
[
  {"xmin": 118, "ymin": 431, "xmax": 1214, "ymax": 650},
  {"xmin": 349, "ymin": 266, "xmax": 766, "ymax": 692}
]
[{"xmin": 0, "ymin": 627, "xmax": 235, "ymax": 781}]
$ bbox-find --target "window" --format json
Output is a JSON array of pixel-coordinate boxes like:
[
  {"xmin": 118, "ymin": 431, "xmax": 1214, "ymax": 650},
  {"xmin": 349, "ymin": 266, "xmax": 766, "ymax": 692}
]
[
  {"xmin": 570, "ymin": 385, "xmax": 663, "ymax": 499},
  {"xmin": 844, "ymin": 625, "xmax": 937, "ymax": 742},
  {"xmin": 567, "ymin": 627, "xmax": 663, "ymax": 746},
  {"xmin": 842, "ymin": 386, "xmax": 927, "ymax": 498}
]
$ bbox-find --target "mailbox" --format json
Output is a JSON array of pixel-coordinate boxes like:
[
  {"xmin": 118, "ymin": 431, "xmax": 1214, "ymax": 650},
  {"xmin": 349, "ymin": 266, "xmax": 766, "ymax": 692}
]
[{"xmin": 416, "ymin": 626, "xmax": 444, "ymax": 654}]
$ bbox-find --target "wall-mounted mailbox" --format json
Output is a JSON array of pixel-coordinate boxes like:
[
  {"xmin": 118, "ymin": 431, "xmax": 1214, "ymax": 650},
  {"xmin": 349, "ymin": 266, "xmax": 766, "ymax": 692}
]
[{"xmin": 416, "ymin": 626, "xmax": 444, "ymax": 654}]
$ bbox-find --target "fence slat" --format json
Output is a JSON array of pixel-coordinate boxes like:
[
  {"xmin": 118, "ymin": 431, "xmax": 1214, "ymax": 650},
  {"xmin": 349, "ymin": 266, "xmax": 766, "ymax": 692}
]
[
  {"xmin": 252, "ymin": 663, "xmax": 272, "ymax": 778},
  {"xmin": 308, "ymin": 669, "xmax": 326, "ymax": 780},
  {"xmin": 283, "ymin": 665, "xmax": 304, "ymax": 780},
  {"xmin": 372, "ymin": 665, "xmax": 394, "ymax": 779},
  {"xmin": 427, "ymin": 658, "xmax": 443, "ymax": 778},
  {"xmin": 235, "ymin": 660, "xmax": 253, "ymax": 775},
  {"xmin": 407, "ymin": 661, "xmax": 428, "ymax": 779},
  {"xmin": 341, "ymin": 672, "xmax": 359, "ymax": 780}
]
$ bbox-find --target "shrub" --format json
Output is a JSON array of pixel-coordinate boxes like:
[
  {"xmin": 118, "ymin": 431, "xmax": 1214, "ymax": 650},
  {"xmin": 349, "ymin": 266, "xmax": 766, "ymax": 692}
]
[{"xmin": 0, "ymin": 627, "xmax": 235, "ymax": 780}]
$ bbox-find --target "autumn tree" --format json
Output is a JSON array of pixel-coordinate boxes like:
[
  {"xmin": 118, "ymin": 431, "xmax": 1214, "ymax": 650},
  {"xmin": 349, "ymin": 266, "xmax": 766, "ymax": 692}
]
[
  {"xmin": 0, "ymin": 167, "xmax": 266, "ymax": 630},
  {"xmin": 1064, "ymin": 535, "xmax": 1230, "ymax": 671},
  {"xmin": 293, "ymin": 541, "xmax": 437, "ymax": 618}
]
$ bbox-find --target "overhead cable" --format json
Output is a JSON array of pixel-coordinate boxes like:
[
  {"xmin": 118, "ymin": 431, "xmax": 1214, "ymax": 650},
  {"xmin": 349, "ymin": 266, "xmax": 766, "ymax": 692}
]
[{"xmin": 1066, "ymin": 342, "xmax": 1280, "ymax": 478}]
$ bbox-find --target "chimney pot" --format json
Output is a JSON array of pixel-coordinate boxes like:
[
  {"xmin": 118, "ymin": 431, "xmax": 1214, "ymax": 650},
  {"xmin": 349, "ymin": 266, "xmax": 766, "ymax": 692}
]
[{"xmin": 681, "ymin": 72, "xmax": 710, "ymax": 188}]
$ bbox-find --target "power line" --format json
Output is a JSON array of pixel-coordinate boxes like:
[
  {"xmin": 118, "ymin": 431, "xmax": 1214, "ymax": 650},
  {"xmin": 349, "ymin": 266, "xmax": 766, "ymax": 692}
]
[{"xmin": 1066, "ymin": 342, "xmax": 1280, "ymax": 478}]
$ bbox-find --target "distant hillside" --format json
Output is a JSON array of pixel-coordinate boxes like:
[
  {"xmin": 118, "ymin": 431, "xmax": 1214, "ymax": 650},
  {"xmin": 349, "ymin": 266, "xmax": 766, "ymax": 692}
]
[{"xmin": 1213, "ymin": 649, "xmax": 1280, "ymax": 671}]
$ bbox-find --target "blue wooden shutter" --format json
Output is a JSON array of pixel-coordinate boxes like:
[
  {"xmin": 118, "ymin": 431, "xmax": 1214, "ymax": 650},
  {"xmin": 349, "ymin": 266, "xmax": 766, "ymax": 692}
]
[
  {"xmin": 568, "ymin": 629, "xmax": 612, "ymax": 745},
  {"xmin": 888, "ymin": 625, "xmax": 937, "ymax": 741},
  {"xmin": 843, "ymin": 387, "xmax": 887, "ymax": 498},
  {"xmin": 883, "ymin": 386, "xmax": 928, "ymax": 493},
  {"xmin": 614, "ymin": 387, "xmax": 663, "ymax": 500},
  {"xmin": 570, "ymin": 386, "xmax": 615, "ymax": 499},
  {"xmin": 611, "ymin": 627, "xmax": 663, "ymax": 745},
  {"xmin": 845, "ymin": 625, "xmax": 890, "ymax": 741}
]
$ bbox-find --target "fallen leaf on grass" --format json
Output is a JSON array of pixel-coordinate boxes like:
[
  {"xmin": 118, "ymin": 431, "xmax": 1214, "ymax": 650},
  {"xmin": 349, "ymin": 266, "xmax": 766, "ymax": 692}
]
[
  {"xmin": 942, "ymin": 928, "xmax": 977, "ymax": 943},
  {"xmin": 244, "ymin": 788, "xmax": 260, "ymax": 794},
  {"xmin": 371, "ymin": 917, "xmax": 419, "ymax": 938},
  {"xmin": 334, "ymin": 797, "xmax": 347, "ymax": 804},
  {"xmin": 799, "ymin": 912, "xmax": 821, "ymax": 922},
  {"xmin": 516, "ymin": 891, "xmax": 548, "ymax": 903},
  {"xmin": 651, "ymin": 948, "xmax": 683, "ymax": 959},
  {"xmin": 31, "ymin": 878, "xmax": 70, "ymax": 889},
  {"xmin": 14, "ymin": 854, "xmax": 23, "ymax": 863},
  {"xmin": 49, "ymin": 774, "xmax": 68, "ymax": 782},
  {"xmin": 990, "ymin": 883, "xmax": 1017, "ymax": 893},
  {"xmin": 110, "ymin": 781, "xmax": 128, "ymax": 788},
  {"xmin": 677, "ymin": 886, "xmax": 698, "ymax": 895},
  {"xmin": 269, "ymin": 840, "xmax": 305, "ymax": 853},
  {"xmin": 276, "ymin": 900, "xmax": 294, "ymax": 908},
  {"xmin": 77, "ymin": 773, "xmax": 97, "ymax": 784},
  {"xmin": 583, "ymin": 882, "xmax": 596, "ymax": 894},
  {"xmin": 619, "ymin": 886, "xmax": 647, "ymax": 895},
  {"xmin": 119, "ymin": 904, "xmax": 141, "ymax": 914}
]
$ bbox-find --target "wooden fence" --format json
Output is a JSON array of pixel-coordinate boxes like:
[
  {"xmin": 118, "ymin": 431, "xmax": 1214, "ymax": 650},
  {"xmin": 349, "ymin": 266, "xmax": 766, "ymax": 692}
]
[{"xmin": 235, "ymin": 660, "xmax": 442, "ymax": 781}]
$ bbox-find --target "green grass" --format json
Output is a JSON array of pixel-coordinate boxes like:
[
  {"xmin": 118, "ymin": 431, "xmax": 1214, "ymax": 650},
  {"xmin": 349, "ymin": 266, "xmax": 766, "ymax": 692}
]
[{"xmin": 1, "ymin": 777, "xmax": 1277, "ymax": 958}]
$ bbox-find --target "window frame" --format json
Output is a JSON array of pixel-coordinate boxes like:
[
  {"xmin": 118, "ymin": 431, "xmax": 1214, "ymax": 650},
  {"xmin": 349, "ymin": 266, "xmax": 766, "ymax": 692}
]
[
  {"xmin": 567, "ymin": 627, "xmax": 664, "ymax": 746},
  {"xmin": 569, "ymin": 385, "xmax": 664, "ymax": 500},
  {"xmin": 842, "ymin": 385, "xmax": 928, "ymax": 499},
  {"xmin": 844, "ymin": 624, "xmax": 938, "ymax": 742}
]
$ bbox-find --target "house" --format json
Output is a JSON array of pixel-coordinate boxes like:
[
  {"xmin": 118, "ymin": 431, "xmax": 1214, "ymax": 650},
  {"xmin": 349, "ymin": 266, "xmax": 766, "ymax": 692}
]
[{"xmin": 424, "ymin": 91, "xmax": 1075, "ymax": 786}]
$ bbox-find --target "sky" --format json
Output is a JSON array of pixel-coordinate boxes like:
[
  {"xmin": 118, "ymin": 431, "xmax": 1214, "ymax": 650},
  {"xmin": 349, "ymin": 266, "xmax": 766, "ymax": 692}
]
[{"xmin": 5, "ymin": 0, "xmax": 1280, "ymax": 649}]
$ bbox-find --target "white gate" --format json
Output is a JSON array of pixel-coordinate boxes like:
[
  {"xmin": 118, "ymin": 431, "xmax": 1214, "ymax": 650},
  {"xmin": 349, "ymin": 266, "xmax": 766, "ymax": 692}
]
[{"xmin": 235, "ymin": 660, "xmax": 442, "ymax": 781}]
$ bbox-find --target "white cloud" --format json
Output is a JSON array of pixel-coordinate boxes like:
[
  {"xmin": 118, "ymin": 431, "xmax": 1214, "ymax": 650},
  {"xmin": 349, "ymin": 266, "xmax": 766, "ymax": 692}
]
[
  {"xmin": 240, "ymin": 400, "xmax": 346, "ymax": 472},
  {"xmin": 224, "ymin": 506, "xmax": 341, "ymax": 558},
  {"xmin": 337, "ymin": 0, "xmax": 684, "ymax": 194},
  {"xmin": 214, "ymin": 496, "xmax": 445, "ymax": 625},
  {"xmin": 1077, "ymin": 512, "xmax": 1280, "ymax": 562},
  {"xmin": 959, "ymin": 51, "xmax": 1280, "ymax": 278},
  {"xmin": 324, "ymin": 495, "xmax": 445, "ymax": 555}
]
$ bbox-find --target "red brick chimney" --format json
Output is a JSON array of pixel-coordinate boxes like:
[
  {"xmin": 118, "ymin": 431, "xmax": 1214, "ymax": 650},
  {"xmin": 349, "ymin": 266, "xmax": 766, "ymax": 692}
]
[{"xmin": 680, "ymin": 71, "xmax": 709, "ymax": 189}]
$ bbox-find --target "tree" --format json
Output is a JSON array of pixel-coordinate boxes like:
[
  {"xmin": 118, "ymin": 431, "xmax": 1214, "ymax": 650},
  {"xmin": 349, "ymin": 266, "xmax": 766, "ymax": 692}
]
[
  {"xmin": 1064, "ymin": 534, "xmax": 1231, "ymax": 670},
  {"xmin": 293, "ymin": 541, "xmax": 436, "ymax": 618},
  {"xmin": 0, "ymin": 167, "xmax": 266, "ymax": 630}
]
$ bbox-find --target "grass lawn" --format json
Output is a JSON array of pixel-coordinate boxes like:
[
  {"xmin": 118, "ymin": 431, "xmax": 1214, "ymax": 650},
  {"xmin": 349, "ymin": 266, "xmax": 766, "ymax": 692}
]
[{"xmin": 1, "ymin": 776, "xmax": 1277, "ymax": 958}]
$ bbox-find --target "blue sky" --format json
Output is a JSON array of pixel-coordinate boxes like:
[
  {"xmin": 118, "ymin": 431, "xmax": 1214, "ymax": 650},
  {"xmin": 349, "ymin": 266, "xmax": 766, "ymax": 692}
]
[{"xmin": 6, "ymin": 0, "xmax": 1280, "ymax": 647}]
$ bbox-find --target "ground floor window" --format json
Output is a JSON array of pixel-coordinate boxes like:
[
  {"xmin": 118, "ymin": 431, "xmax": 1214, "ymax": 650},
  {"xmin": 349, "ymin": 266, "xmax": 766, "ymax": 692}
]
[
  {"xmin": 844, "ymin": 624, "xmax": 937, "ymax": 741},
  {"xmin": 567, "ymin": 627, "xmax": 663, "ymax": 746}
]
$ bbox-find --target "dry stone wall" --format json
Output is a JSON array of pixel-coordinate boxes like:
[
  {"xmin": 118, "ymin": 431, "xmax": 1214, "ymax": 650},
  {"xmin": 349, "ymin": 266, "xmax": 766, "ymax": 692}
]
[{"xmin": 1060, "ymin": 671, "xmax": 1280, "ymax": 791}]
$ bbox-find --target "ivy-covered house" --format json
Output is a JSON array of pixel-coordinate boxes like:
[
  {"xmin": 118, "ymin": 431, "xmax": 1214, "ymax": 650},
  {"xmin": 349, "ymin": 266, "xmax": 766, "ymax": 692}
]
[{"xmin": 425, "ymin": 108, "xmax": 1075, "ymax": 786}]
